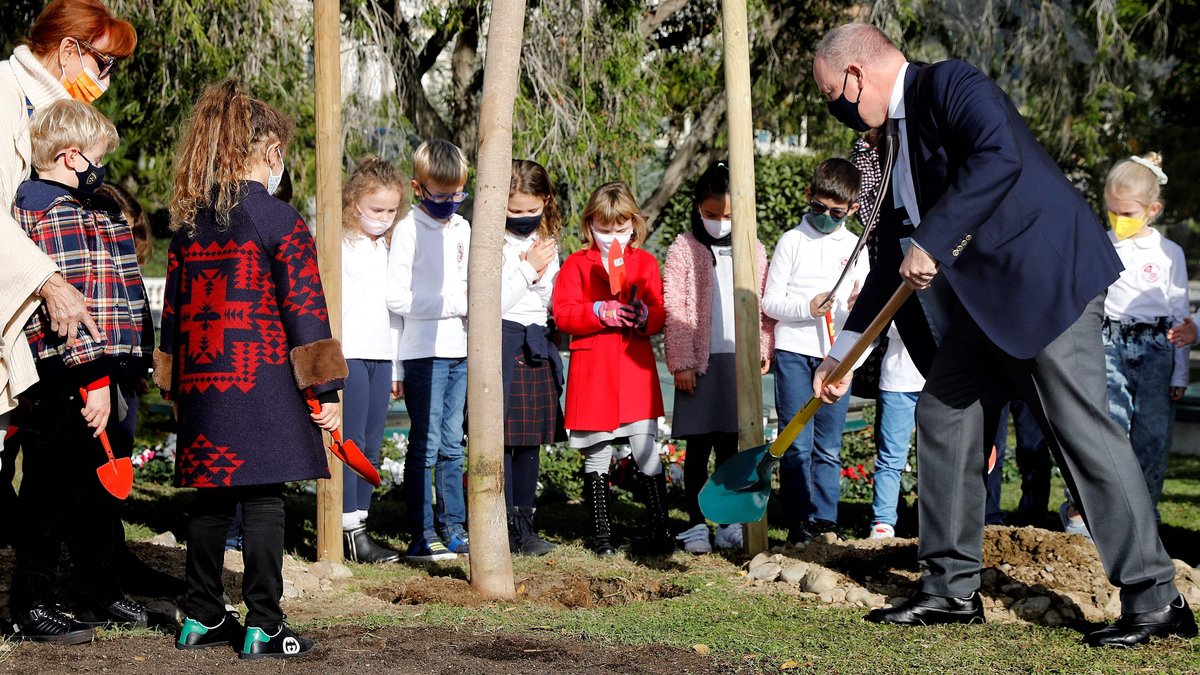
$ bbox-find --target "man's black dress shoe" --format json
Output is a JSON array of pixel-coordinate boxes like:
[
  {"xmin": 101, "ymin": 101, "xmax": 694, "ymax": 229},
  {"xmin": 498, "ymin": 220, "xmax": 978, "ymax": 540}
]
[
  {"xmin": 1084, "ymin": 594, "xmax": 1198, "ymax": 648},
  {"xmin": 864, "ymin": 591, "xmax": 984, "ymax": 626}
]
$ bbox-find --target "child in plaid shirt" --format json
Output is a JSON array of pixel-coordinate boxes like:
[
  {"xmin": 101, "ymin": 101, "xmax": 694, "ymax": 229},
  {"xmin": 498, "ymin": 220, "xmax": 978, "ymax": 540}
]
[{"xmin": 9, "ymin": 99, "xmax": 148, "ymax": 643}]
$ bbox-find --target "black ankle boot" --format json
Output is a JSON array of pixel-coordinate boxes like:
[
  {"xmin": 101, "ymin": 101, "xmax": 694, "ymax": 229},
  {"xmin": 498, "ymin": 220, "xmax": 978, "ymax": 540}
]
[
  {"xmin": 633, "ymin": 471, "xmax": 675, "ymax": 555},
  {"xmin": 583, "ymin": 472, "xmax": 616, "ymax": 556},
  {"xmin": 343, "ymin": 526, "xmax": 400, "ymax": 563},
  {"xmin": 513, "ymin": 506, "xmax": 555, "ymax": 556}
]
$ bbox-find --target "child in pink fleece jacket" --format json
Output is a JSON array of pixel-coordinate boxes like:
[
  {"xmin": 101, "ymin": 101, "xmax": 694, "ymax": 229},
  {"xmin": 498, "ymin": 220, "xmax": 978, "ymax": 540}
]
[{"xmin": 662, "ymin": 161, "xmax": 773, "ymax": 553}]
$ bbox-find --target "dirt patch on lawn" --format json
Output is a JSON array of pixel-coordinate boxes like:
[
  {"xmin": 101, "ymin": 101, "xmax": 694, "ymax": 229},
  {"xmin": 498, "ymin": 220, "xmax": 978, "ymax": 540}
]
[
  {"xmin": 755, "ymin": 525, "xmax": 1200, "ymax": 626},
  {"xmin": 371, "ymin": 573, "xmax": 688, "ymax": 610},
  {"xmin": 0, "ymin": 625, "xmax": 728, "ymax": 674}
]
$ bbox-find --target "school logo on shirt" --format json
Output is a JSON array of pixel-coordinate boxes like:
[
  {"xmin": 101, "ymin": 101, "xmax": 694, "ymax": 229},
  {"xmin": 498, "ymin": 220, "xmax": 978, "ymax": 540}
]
[
  {"xmin": 457, "ymin": 242, "xmax": 465, "ymax": 264},
  {"xmin": 840, "ymin": 257, "xmax": 849, "ymax": 269},
  {"xmin": 1140, "ymin": 263, "xmax": 1160, "ymax": 284}
]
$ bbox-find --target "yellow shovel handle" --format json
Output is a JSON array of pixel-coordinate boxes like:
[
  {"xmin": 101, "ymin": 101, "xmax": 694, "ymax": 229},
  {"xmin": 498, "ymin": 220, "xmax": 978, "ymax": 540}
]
[{"xmin": 768, "ymin": 284, "xmax": 914, "ymax": 458}]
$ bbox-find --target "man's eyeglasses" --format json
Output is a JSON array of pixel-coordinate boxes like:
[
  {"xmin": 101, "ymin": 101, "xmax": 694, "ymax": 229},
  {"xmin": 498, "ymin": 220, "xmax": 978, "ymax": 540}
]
[
  {"xmin": 419, "ymin": 183, "xmax": 469, "ymax": 204},
  {"xmin": 809, "ymin": 199, "xmax": 849, "ymax": 220},
  {"xmin": 76, "ymin": 38, "xmax": 118, "ymax": 79}
]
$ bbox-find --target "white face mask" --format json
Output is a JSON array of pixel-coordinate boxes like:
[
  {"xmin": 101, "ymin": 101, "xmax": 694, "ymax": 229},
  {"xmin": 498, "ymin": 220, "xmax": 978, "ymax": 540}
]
[
  {"xmin": 265, "ymin": 145, "xmax": 285, "ymax": 195},
  {"xmin": 357, "ymin": 208, "xmax": 393, "ymax": 236},
  {"xmin": 591, "ymin": 228, "xmax": 632, "ymax": 258},
  {"xmin": 701, "ymin": 217, "xmax": 732, "ymax": 239}
]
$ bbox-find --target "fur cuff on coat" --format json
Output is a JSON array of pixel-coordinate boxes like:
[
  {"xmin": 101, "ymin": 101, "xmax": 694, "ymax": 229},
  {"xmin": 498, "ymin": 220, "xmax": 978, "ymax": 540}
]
[{"xmin": 291, "ymin": 338, "xmax": 349, "ymax": 390}]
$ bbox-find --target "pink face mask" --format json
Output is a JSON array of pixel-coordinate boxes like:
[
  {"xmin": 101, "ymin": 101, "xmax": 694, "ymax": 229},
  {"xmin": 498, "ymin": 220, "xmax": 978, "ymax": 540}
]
[{"xmin": 357, "ymin": 208, "xmax": 393, "ymax": 236}]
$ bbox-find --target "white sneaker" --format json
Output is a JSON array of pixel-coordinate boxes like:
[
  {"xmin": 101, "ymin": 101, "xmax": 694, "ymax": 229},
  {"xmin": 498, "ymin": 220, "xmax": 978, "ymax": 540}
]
[
  {"xmin": 714, "ymin": 523, "xmax": 743, "ymax": 550},
  {"xmin": 868, "ymin": 522, "xmax": 895, "ymax": 540},
  {"xmin": 674, "ymin": 524, "xmax": 712, "ymax": 554}
]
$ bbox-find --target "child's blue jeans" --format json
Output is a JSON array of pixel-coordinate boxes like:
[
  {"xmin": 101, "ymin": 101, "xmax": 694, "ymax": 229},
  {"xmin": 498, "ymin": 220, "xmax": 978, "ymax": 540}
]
[
  {"xmin": 870, "ymin": 390, "xmax": 919, "ymax": 526},
  {"xmin": 774, "ymin": 349, "xmax": 851, "ymax": 527},
  {"xmin": 1103, "ymin": 319, "xmax": 1175, "ymax": 520},
  {"xmin": 402, "ymin": 357, "xmax": 468, "ymax": 544},
  {"xmin": 342, "ymin": 359, "xmax": 392, "ymax": 515}
]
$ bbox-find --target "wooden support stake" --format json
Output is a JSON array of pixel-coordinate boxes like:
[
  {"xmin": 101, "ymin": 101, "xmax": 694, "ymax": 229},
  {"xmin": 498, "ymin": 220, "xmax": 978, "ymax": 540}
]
[
  {"xmin": 466, "ymin": 0, "xmax": 526, "ymax": 599},
  {"xmin": 314, "ymin": 0, "xmax": 344, "ymax": 563},
  {"xmin": 721, "ymin": 0, "xmax": 769, "ymax": 555}
]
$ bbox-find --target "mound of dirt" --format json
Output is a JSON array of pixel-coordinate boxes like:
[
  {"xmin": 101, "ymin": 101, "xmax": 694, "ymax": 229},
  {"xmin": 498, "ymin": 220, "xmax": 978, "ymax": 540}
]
[
  {"xmin": 745, "ymin": 525, "xmax": 1200, "ymax": 627},
  {"xmin": 371, "ymin": 573, "xmax": 687, "ymax": 610}
]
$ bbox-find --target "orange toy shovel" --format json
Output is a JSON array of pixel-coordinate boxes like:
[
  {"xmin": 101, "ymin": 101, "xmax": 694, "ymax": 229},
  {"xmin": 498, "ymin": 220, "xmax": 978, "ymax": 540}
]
[
  {"xmin": 306, "ymin": 398, "xmax": 381, "ymax": 487},
  {"xmin": 79, "ymin": 388, "xmax": 133, "ymax": 500}
]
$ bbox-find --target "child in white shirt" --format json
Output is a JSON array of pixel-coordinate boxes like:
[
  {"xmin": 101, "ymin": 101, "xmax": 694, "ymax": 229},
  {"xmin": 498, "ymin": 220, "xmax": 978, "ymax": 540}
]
[{"xmin": 762, "ymin": 158, "xmax": 868, "ymax": 543}]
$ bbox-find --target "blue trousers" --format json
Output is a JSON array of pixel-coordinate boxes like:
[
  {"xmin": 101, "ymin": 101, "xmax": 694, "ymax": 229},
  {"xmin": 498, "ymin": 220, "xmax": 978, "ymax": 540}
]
[
  {"xmin": 342, "ymin": 359, "xmax": 392, "ymax": 515},
  {"xmin": 775, "ymin": 350, "xmax": 851, "ymax": 526},
  {"xmin": 1103, "ymin": 321, "xmax": 1175, "ymax": 520},
  {"xmin": 871, "ymin": 390, "xmax": 919, "ymax": 526},
  {"xmin": 402, "ymin": 357, "xmax": 467, "ymax": 543}
]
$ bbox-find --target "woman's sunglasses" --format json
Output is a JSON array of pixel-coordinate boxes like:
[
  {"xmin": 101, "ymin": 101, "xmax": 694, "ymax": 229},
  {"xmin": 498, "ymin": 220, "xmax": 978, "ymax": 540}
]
[
  {"xmin": 75, "ymin": 38, "xmax": 118, "ymax": 79},
  {"xmin": 808, "ymin": 199, "xmax": 849, "ymax": 220}
]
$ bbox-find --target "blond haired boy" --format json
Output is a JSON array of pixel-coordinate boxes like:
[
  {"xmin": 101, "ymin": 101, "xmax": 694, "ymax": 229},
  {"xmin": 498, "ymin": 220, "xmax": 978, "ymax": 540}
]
[
  {"xmin": 10, "ymin": 99, "xmax": 149, "ymax": 642},
  {"xmin": 385, "ymin": 139, "xmax": 472, "ymax": 561}
]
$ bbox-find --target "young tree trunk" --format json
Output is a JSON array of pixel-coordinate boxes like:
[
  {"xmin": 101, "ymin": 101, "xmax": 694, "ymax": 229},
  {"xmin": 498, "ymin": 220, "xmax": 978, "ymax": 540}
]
[
  {"xmin": 721, "ymin": 0, "xmax": 769, "ymax": 555},
  {"xmin": 466, "ymin": 0, "xmax": 526, "ymax": 600},
  {"xmin": 313, "ymin": 0, "xmax": 344, "ymax": 563}
]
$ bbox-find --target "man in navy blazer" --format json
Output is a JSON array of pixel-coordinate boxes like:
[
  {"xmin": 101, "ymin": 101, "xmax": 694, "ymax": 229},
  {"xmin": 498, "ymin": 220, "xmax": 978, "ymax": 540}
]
[{"xmin": 810, "ymin": 23, "xmax": 1195, "ymax": 647}]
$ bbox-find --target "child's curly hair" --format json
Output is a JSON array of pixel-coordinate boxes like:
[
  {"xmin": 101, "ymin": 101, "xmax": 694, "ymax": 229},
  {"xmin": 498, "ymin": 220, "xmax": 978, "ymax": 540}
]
[
  {"xmin": 342, "ymin": 156, "xmax": 409, "ymax": 241},
  {"xmin": 169, "ymin": 78, "xmax": 295, "ymax": 235}
]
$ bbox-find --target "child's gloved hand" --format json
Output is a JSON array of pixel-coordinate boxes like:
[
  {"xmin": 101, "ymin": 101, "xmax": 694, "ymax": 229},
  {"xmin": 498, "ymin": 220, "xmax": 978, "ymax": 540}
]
[
  {"xmin": 630, "ymin": 298, "xmax": 649, "ymax": 330},
  {"xmin": 594, "ymin": 300, "xmax": 635, "ymax": 327}
]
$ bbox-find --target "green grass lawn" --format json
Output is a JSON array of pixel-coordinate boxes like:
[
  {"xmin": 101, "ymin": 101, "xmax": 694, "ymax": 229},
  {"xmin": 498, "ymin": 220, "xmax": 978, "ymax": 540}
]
[{"xmin": 113, "ymin": 453, "xmax": 1200, "ymax": 672}]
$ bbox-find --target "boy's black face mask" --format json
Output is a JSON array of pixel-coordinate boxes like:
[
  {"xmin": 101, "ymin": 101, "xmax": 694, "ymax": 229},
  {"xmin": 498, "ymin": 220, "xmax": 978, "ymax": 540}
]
[{"xmin": 828, "ymin": 70, "xmax": 871, "ymax": 133}]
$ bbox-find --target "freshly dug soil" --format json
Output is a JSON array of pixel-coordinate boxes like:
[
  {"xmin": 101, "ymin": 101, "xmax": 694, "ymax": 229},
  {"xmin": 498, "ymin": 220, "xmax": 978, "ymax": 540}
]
[
  {"xmin": 371, "ymin": 572, "xmax": 687, "ymax": 610},
  {"xmin": 1, "ymin": 625, "xmax": 727, "ymax": 674}
]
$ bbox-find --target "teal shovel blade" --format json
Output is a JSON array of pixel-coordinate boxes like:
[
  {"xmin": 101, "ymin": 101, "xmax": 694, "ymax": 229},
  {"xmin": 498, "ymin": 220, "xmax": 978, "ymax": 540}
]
[{"xmin": 698, "ymin": 444, "xmax": 776, "ymax": 524}]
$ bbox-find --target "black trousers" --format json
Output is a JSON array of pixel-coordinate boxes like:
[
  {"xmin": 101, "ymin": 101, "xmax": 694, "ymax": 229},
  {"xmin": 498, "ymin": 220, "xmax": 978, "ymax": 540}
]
[
  {"xmin": 186, "ymin": 484, "xmax": 285, "ymax": 629},
  {"xmin": 683, "ymin": 432, "xmax": 738, "ymax": 525},
  {"xmin": 10, "ymin": 383, "xmax": 124, "ymax": 615}
]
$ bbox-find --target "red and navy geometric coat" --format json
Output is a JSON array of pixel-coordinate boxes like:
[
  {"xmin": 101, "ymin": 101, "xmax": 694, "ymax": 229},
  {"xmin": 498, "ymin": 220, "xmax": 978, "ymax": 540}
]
[{"xmin": 157, "ymin": 182, "xmax": 346, "ymax": 488}]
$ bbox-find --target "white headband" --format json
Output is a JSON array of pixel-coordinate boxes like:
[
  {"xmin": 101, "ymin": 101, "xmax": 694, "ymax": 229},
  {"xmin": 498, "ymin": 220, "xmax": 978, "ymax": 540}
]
[{"xmin": 1129, "ymin": 156, "xmax": 1168, "ymax": 186}]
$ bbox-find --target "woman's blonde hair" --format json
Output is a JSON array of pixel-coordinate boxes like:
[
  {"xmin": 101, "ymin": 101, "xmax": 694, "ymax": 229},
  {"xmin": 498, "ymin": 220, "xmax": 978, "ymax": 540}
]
[
  {"xmin": 169, "ymin": 79, "xmax": 295, "ymax": 235},
  {"xmin": 510, "ymin": 159, "xmax": 562, "ymax": 239},
  {"xmin": 1106, "ymin": 152, "xmax": 1167, "ymax": 219},
  {"xmin": 580, "ymin": 181, "xmax": 646, "ymax": 248},
  {"xmin": 29, "ymin": 99, "xmax": 119, "ymax": 172},
  {"xmin": 342, "ymin": 156, "xmax": 408, "ymax": 241}
]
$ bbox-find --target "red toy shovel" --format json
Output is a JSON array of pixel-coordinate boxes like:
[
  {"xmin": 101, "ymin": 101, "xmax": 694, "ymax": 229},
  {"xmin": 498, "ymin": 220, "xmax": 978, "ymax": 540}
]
[
  {"xmin": 79, "ymin": 388, "xmax": 133, "ymax": 500},
  {"xmin": 306, "ymin": 398, "xmax": 381, "ymax": 487}
]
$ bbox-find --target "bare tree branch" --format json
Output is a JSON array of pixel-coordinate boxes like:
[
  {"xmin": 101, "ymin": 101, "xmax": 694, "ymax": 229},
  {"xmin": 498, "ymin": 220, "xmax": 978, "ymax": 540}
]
[
  {"xmin": 639, "ymin": 0, "xmax": 693, "ymax": 39},
  {"xmin": 642, "ymin": 3, "xmax": 798, "ymax": 230}
]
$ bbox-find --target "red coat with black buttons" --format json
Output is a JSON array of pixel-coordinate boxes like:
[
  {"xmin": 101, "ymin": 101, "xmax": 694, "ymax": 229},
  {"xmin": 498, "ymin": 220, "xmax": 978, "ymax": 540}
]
[{"xmin": 552, "ymin": 245, "xmax": 665, "ymax": 433}]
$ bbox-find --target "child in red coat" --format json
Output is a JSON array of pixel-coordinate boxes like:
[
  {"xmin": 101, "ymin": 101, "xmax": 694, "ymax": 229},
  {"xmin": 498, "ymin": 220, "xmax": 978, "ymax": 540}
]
[{"xmin": 553, "ymin": 182, "xmax": 669, "ymax": 556}]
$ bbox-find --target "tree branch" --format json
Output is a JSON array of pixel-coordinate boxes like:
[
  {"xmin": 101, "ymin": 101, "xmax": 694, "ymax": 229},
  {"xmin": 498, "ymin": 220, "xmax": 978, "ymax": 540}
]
[
  {"xmin": 639, "ymin": 0, "xmax": 694, "ymax": 39},
  {"xmin": 641, "ymin": 4, "xmax": 798, "ymax": 231}
]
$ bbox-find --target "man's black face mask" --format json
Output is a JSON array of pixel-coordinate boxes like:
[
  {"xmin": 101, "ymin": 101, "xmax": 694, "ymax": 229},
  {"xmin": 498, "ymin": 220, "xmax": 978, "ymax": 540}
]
[{"xmin": 827, "ymin": 69, "xmax": 871, "ymax": 132}]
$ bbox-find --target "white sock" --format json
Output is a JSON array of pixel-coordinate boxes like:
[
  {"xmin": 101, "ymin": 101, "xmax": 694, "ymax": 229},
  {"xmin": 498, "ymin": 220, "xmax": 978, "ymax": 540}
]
[
  {"xmin": 356, "ymin": 509, "xmax": 369, "ymax": 525},
  {"xmin": 342, "ymin": 512, "xmax": 362, "ymax": 530}
]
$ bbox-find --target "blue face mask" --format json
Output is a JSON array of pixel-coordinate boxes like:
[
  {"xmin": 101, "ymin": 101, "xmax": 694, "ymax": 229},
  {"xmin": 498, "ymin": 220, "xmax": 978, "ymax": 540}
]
[
  {"xmin": 421, "ymin": 198, "xmax": 462, "ymax": 221},
  {"xmin": 810, "ymin": 212, "xmax": 846, "ymax": 234}
]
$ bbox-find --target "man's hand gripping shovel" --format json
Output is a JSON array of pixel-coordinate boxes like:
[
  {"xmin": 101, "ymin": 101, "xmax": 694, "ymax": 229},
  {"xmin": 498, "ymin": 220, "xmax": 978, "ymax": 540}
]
[{"xmin": 698, "ymin": 284, "xmax": 913, "ymax": 524}]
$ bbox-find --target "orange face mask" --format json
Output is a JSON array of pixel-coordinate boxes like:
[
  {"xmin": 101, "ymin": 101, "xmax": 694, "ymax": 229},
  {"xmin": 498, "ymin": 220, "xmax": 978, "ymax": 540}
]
[{"xmin": 60, "ymin": 49, "xmax": 109, "ymax": 103}]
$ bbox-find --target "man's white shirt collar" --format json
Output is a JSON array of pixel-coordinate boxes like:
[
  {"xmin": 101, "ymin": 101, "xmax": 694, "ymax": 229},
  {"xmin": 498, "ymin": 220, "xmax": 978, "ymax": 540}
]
[{"xmin": 889, "ymin": 61, "xmax": 910, "ymax": 120}]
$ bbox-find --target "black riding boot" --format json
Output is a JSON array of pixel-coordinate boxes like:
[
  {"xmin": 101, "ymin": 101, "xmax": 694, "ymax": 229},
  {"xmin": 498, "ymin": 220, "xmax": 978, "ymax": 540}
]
[
  {"xmin": 508, "ymin": 507, "xmax": 555, "ymax": 556},
  {"xmin": 633, "ymin": 471, "xmax": 675, "ymax": 555},
  {"xmin": 583, "ymin": 472, "xmax": 616, "ymax": 556}
]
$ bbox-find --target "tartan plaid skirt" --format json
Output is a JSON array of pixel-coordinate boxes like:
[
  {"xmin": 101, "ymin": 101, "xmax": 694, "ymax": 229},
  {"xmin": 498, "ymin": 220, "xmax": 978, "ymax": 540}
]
[{"xmin": 505, "ymin": 353, "xmax": 566, "ymax": 446}]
